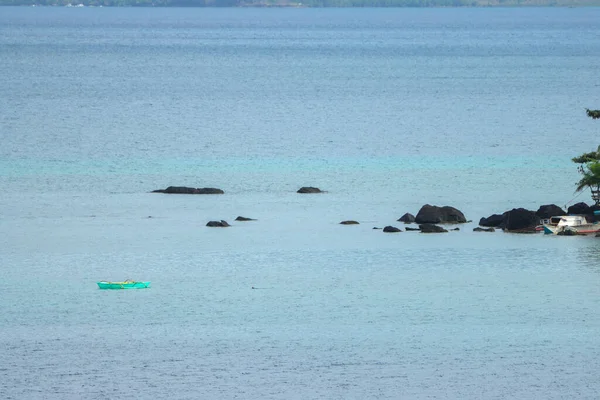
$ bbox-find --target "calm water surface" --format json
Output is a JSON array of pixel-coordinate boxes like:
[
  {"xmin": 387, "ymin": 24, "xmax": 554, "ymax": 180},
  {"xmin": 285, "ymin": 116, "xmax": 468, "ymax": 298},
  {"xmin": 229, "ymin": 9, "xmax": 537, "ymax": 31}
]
[{"xmin": 1, "ymin": 6, "xmax": 600, "ymax": 399}]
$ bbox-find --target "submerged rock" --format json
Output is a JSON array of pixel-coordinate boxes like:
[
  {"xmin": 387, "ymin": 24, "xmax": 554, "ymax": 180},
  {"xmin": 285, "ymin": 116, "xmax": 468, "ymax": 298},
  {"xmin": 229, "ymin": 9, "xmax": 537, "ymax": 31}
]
[
  {"xmin": 474, "ymin": 227, "xmax": 495, "ymax": 232},
  {"xmin": 235, "ymin": 216, "xmax": 256, "ymax": 221},
  {"xmin": 153, "ymin": 186, "xmax": 224, "ymax": 194},
  {"xmin": 419, "ymin": 224, "xmax": 448, "ymax": 233},
  {"xmin": 297, "ymin": 187, "xmax": 324, "ymax": 194},
  {"xmin": 340, "ymin": 220, "xmax": 359, "ymax": 225},
  {"xmin": 383, "ymin": 226, "xmax": 401, "ymax": 233},
  {"xmin": 206, "ymin": 220, "xmax": 230, "ymax": 227},
  {"xmin": 397, "ymin": 213, "xmax": 416, "ymax": 223}
]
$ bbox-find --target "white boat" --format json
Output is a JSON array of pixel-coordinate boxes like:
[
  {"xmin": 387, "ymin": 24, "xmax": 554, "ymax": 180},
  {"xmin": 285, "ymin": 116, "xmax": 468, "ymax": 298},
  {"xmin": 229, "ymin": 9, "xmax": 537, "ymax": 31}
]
[{"xmin": 542, "ymin": 215, "xmax": 600, "ymax": 235}]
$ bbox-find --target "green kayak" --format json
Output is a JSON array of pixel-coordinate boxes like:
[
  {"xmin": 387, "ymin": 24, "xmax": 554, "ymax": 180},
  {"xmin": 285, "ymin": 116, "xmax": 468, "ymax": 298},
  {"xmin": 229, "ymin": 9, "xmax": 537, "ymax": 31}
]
[{"xmin": 97, "ymin": 280, "xmax": 151, "ymax": 290}]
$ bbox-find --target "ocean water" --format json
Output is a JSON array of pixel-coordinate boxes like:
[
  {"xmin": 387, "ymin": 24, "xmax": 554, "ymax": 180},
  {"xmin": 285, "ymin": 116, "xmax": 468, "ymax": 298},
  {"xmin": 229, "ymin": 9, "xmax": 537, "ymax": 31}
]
[{"xmin": 1, "ymin": 6, "xmax": 600, "ymax": 399}]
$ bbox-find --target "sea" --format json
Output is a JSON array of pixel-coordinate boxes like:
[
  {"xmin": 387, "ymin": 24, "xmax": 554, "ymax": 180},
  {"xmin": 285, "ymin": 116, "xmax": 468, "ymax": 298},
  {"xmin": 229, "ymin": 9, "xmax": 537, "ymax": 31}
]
[{"xmin": 1, "ymin": 6, "xmax": 600, "ymax": 399}]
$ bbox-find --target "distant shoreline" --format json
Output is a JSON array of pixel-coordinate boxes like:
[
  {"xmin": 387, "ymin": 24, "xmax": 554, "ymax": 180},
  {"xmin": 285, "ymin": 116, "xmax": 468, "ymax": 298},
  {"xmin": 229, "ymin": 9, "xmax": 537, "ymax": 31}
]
[
  {"xmin": 3, "ymin": 1, "xmax": 600, "ymax": 8},
  {"xmin": 7, "ymin": 4, "xmax": 600, "ymax": 6}
]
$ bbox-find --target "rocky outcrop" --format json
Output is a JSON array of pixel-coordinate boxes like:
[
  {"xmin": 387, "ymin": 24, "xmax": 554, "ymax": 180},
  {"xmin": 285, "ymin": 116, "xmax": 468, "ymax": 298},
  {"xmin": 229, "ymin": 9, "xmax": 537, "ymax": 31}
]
[
  {"xmin": 405, "ymin": 227, "xmax": 421, "ymax": 231},
  {"xmin": 206, "ymin": 220, "xmax": 230, "ymax": 227},
  {"xmin": 235, "ymin": 216, "xmax": 256, "ymax": 221},
  {"xmin": 479, "ymin": 213, "xmax": 505, "ymax": 228},
  {"xmin": 536, "ymin": 204, "xmax": 565, "ymax": 219},
  {"xmin": 567, "ymin": 202, "xmax": 591, "ymax": 215},
  {"xmin": 415, "ymin": 205, "xmax": 466, "ymax": 224},
  {"xmin": 419, "ymin": 223, "xmax": 448, "ymax": 233},
  {"xmin": 502, "ymin": 208, "xmax": 538, "ymax": 232},
  {"xmin": 297, "ymin": 187, "xmax": 323, "ymax": 194},
  {"xmin": 153, "ymin": 186, "xmax": 224, "ymax": 194},
  {"xmin": 340, "ymin": 220, "xmax": 359, "ymax": 225},
  {"xmin": 397, "ymin": 213, "xmax": 416, "ymax": 223},
  {"xmin": 480, "ymin": 204, "xmax": 566, "ymax": 229},
  {"xmin": 383, "ymin": 226, "xmax": 401, "ymax": 233},
  {"xmin": 474, "ymin": 227, "xmax": 495, "ymax": 232}
]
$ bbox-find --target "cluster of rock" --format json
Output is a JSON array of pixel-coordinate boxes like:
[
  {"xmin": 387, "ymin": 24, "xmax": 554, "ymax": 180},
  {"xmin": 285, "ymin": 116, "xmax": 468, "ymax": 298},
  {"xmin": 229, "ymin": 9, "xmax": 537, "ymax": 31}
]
[
  {"xmin": 153, "ymin": 186, "xmax": 326, "ymax": 195},
  {"xmin": 206, "ymin": 216, "xmax": 256, "ymax": 227},
  {"xmin": 379, "ymin": 223, "xmax": 457, "ymax": 233},
  {"xmin": 479, "ymin": 202, "xmax": 598, "ymax": 232},
  {"xmin": 373, "ymin": 205, "xmax": 468, "ymax": 233},
  {"xmin": 153, "ymin": 185, "xmax": 599, "ymax": 235},
  {"xmin": 203, "ymin": 203, "xmax": 472, "ymax": 234},
  {"xmin": 206, "ymin": 220, "xmax": 230, "ymax": 227}
]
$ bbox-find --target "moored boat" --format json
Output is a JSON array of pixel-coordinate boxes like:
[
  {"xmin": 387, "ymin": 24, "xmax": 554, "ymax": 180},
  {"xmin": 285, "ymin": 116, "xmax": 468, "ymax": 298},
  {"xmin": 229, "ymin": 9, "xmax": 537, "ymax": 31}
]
[
  {"xmin": 542, "ymin": 215, "xmax": 600, "ymax": 235},
  {"xmin": 97, "ymin": 280, "xmax": 151, "ymax": 289}
]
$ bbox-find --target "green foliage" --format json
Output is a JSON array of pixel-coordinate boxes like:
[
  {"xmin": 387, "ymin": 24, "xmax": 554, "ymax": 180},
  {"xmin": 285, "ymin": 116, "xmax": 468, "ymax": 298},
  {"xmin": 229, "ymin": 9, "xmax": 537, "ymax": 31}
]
[
  {"xmin": 572, "ymin": 145, "xmax": 600, "ymax": 164},
  {"xmin": 573, "ymin": 108, "xmax": 600, "ymax": 203},
  {"xmin": 575, "ymin": 161, "xmax": 600, "ymax": 193},
  {"xmin": 572, "ymin": 110, "xmax": 600, "ymax": 164}
]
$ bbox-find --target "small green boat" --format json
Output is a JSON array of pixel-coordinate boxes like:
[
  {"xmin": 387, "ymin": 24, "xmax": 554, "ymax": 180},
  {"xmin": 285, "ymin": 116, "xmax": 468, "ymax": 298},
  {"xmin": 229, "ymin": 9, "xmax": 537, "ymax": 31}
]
[{"xmin": 97, "ymin": 280, "xmax": 151, "ymax": 290}]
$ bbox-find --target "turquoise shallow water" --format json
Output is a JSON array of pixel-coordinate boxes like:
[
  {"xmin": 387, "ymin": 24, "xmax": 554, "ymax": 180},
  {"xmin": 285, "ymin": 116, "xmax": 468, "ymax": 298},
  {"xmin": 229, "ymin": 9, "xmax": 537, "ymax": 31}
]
[{"xmin": 1, "ymin": 6, "xmax": 600, "ymax": 399}]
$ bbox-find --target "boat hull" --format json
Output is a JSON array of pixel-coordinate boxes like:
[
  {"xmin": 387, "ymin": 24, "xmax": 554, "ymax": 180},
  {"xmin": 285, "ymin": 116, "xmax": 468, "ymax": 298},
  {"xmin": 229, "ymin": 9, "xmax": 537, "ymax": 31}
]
[
  {"xmin": 542, "ymin": 224, "xmax": 600, "ymax": 235},
  {"xmin": 542, "ymin": 215, "xmax": 600, "ymax": 235},
  {"xmin": 97, "ymin": 281, "xmax": 151, "ymax": 290},
  {"xmin": 542, "ymin": 225, "xmax": 556, "ymax": 234}
]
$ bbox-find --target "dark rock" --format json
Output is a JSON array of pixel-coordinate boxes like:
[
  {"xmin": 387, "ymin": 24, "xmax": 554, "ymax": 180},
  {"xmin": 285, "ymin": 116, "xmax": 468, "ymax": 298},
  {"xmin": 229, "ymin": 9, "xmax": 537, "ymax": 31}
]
[
  {"xmin": 450, "ymin": 227, "xmax": 460, "ymax": 231},
  {"xmin": 419, "ymin": 223, "xmax": 448, "ymax": 233},
  {"xmin": 474, "ymin": 227, "xmax": 495, "ymax": 232},
  {"xmin": 479, "ymin": 213, "xmax": 506, "ymax": 228},
  {"xmin": 536, "ymin": 204, "xmax": 566, "ymax": 219},
  {"xmin": 397, "ymin": 213, "xmax": 416, "ymax": 223},
  {"xmin": 372, "ymin": 227, "xmax": 382, "ymax": 230},
  {"xmin": 235, "ymin": 216, "xmax": 256, "ymax": 221},
  {"xmin": 206, "ymin": 220, "xmax": 230, "ymax": 227},
  {"xmin": 415, "ymin": 204, "xmax": 467, "ymax": 224},
  {"xmin": 557, "ymin": 229, "xmax": 579, "ymax": 236},
  {"xmin": 567, "ymin": 202, "xmax": 591, "ymax": 215},
  {"xmin": 153, "ymin": 186, "xmax": 224, "ymax": 194},
  {"xmin": 590, "ymin": 205, "xmax": 600, "ymax": 222},
  {"xmin": 383, "ymin": 226, "xmax": 402, "ymax": 233},
  {"xmin": 340, "ymin": 220, "xmax": 359, "ymax": 225},
  {"xmin": 297, "ymin": 187, "xmax": 323, "ymax": 194},
  {"xmin": 502, "ymin": 208, "xmax": 538, "ymax": 232},
  {"xmin": 405, "ymin": 227, "xmax": 421, "ymax": 231}
]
